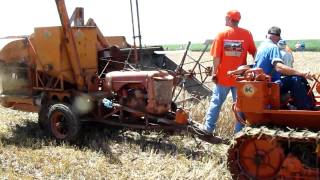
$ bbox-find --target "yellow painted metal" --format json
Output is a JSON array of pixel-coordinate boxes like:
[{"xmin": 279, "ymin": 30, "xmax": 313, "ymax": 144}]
[
  {"xmin": 0, "ymin": 26, "xmax": 99, "ymax": 111},
  {"xmin": 56, "ymin": 0, "xmax": 83, "ymax": 89},
  {"xmin": 86, "ymin": 18, "xmax": 109, "ymax": 50},
  {"xmin": 0, "ymin": 38, "xmax": 29, "ymax": 63},
  {"xmin": 105, "ymin": 36, "xmax": 130, "ymax": 48},
  {"xmin": 73, "ymin": 27, "xmax": 98, "ymax": 76},
  {"xmin": 33, "ymin": 26, "xmax": 62, "ymax": 74},
  {"xmin": 0, "ymin": 38, "xmax": 32, "ymax": 97},
  {"xmin": 32, "ymin": 26, "xmax": 98, "ymax": 84}
]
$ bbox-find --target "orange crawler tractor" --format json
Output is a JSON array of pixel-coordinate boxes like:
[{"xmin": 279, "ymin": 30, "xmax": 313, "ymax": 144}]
[
  {"xmin": 228, "ymin": 68, "xmax": 320, "ymax": 179},
  {"xmin": 0, "ymin": 0, "xmax": 222, "ymax": 144}
]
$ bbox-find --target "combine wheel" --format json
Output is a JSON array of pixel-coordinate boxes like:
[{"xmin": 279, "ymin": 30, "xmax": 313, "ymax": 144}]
[
  {"xmin": 232, "ymin": 138, "xmax": 285, "ymax": 179},
  {"xmin": 45, "ymin": 103, "xmax": 81, "ymax": 141}
]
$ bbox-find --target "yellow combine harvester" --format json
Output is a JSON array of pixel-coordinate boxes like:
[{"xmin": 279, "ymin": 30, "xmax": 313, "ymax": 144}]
[{"xmin": 0, "ymin": 0, "xmax": 220, "ymax": 144}]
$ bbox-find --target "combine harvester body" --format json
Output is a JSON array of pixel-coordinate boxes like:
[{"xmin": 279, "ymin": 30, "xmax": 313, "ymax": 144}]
[{"xmin": 0, "ymin": 0, "xmax": 218, "ymax": 143}]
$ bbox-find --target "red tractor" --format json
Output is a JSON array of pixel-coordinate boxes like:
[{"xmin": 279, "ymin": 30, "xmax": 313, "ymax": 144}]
[{"xmin": 228, "ymin": 68, "xmax": 320, "ymax": 179}]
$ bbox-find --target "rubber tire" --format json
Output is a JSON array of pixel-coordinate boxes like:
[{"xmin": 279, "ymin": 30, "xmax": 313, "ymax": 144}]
[{"xmin": 46, "ymin": 103, "xmax": 81, "ymax": 141}]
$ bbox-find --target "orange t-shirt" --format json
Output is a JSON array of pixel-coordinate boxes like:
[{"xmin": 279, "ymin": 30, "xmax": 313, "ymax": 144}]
[{"xmin": 210, "ymin": 26, "xmax": 256, "ymax": 86}]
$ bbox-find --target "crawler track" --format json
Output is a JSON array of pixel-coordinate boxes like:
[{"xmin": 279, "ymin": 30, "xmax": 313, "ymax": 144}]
[{"xmin": 228, "ymin": 126, "xmax": 320, "ymax": 179}]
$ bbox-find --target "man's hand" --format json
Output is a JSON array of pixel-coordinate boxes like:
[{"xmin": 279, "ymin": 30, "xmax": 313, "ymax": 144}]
[
  {"xmin": 212, "ymin": 73, "xmax": 218, "ymax": 83},
  {"xmin": 303, "ymin": 71, "xmax": 316, "ymax": 81}
]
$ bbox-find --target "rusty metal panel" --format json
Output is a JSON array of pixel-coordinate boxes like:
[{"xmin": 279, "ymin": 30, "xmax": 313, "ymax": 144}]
[
  {"xmin": 32, "ymin": 26, "xmax": 98, "ymax": 84},
  {"xmin": 72, "ymin": 27, "xmax": 98, "ymax": 74},
  {"xmin": 0, "ymin": 38, "xmax": 28, "ymax": 62},
  {"xmin": 105, "ymin": 36, "xmax": 130, "ymax": 48},
  {"xmin": 0, "ymin": 38, "xmax": 32, "ymax": 96},
  {"xmin": 153, "ymin": 78, "xmax": 173, "ymax": 104},
  {"xmin": 33, "ymin": 26, "xmax": 67, "ymax": 78}
]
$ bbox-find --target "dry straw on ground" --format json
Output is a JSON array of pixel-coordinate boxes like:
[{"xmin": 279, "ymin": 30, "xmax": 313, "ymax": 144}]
[
  {"xmin": 0, "ymin": 105, "xmax": 231, "ymax": 179},
  {"xmin": 0, "ymin": 51, "xmax": 319, "ymax": 179}
]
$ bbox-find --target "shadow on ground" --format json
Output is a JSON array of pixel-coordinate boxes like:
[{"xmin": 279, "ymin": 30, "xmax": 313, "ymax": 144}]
[{"xmin": 0, "ymin": 119, "xmax": 215, "ymax": 161}]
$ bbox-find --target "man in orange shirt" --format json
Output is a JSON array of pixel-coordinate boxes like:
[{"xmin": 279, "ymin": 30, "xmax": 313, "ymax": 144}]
[{"xmin": 202, "ymin": 10, "xmax": 256, "ymax": 134}]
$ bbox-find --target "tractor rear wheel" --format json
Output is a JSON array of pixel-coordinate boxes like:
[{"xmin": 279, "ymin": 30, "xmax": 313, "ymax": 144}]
[{"xmin": 46, "ymin": 103, "xmax": 81, "ymax": 141}]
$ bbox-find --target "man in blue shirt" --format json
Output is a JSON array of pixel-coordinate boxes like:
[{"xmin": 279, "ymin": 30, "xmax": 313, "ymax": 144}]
[{"xmin": 254, "ymin": 26, "xmax": 315, "ymax": 110}]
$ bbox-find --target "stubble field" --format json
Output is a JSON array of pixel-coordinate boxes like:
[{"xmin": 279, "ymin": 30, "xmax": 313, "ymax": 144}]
[{"xmin": 0, "ymin": 51, "xmax": 319, "ymax": 179}]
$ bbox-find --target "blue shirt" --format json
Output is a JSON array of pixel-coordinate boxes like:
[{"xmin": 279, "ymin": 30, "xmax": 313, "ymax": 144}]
[{"xmin": 254, "ymin": 39, "xmax": 283, "ymax": 82}]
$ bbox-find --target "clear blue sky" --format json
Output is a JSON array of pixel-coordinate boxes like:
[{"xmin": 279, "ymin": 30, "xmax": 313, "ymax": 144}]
[{"xmin": 0, "ymin": 0, "xmax": 318, "ymax": 45}]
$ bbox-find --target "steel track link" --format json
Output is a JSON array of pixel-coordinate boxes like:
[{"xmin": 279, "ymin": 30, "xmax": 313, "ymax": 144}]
[{"xmin": 227, "ymin": 126, "xmax": 320, "ymax": 179}]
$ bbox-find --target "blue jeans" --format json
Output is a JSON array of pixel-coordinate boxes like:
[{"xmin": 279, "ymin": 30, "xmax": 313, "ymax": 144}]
[
  {"xmin": 279, "ymin": 76, "xmax": 314, "ymax": 110},
  {"xmin": 204, "ymin": 84, "xmax": 244, "ymax": 133}
]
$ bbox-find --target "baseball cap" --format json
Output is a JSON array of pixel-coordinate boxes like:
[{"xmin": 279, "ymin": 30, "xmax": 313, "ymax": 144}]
[
  {"xmin": 268, "ymin": 26, "xmax": 281, "ymax": 36},
  {"xmin": 226, "ymin": 10, "xmax": 241, "ymax": 21}
]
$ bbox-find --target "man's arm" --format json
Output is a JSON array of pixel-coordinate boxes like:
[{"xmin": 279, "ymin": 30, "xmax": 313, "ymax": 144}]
[
  {"xmin": 227, "ymin": 65, "xmax": 251, "ymax": 75},
  {"xmin": 248, "ymin": 31, "xmax": 257, "ymax": 59},
  {"xmin": 210, "ymin": 32, "xmax": 223, "ymax": 83},
  {"xmin": 212, "ymin": 57, "xmax": 220, "ymax": 83},
  {"xmin": 213, "ymin": 57, "xmax": 220, "ymax": 75},
  {"xmin": 274, "ymin": 62, "xmax": 314, "ymax": 80}
]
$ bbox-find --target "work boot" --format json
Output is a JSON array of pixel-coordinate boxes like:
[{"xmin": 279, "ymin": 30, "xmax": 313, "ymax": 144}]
[{"xmin": 199, "ymin": 125, "xmax": 213, "ymax": 136}]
